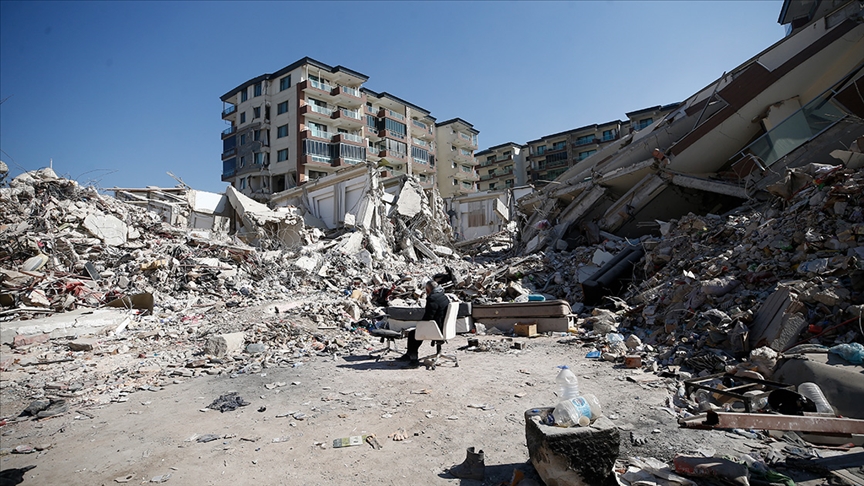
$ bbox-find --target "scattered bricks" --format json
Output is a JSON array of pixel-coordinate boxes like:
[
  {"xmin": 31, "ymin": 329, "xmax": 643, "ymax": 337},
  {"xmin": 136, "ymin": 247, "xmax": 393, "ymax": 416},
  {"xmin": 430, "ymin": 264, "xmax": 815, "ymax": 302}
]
[
  {"xmin": 203, "ymin": 332, "xmax": 245, "ymax": 357},
  {"xmin": 13, "ymin": 333, "xmax": 51, "ymax": 348},
  {"xmin": 624, "ymin": 356, "xmax": 642, "ymax": 368},
  {"xmin": 525, "ymin": 409, "xmax": 619, "ymax": 486},
  {"xmin": 67, "ymin": 338, "xmax": 98, "ymax": 352}
]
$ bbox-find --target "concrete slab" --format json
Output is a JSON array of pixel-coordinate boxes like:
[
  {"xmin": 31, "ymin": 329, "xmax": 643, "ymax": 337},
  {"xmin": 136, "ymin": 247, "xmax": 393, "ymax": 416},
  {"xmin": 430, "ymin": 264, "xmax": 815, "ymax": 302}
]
[
  {"xmin": 0, "ymin": 308, "xmax": 130, "ymax": 344},
  {"xmin": 82, "ymin": 214, "xmax": 128, "ymax": 246},
  {"xmin": 525, "ymin": 409, "xmax": 619, "ymax": 486},
  {"xmin": 774, "ymin": 353, "xmax": 864, "ymax": 419}
]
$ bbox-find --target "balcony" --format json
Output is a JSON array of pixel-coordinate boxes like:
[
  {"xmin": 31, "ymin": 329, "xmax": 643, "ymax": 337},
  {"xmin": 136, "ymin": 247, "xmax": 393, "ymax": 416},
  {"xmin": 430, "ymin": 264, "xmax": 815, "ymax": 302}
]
[
  {"xmin": 366, "ymin": 125, "xmax": 382, "ymax": 141},
  {"xmin": 331, "ymin": 108, "xmax": 363, "ymax": 127},
  {"xmin": 572, "ymin": 138, "xmax": 599, "ymax": 148},
  {"xmin": 378, "ymin": 149, "xmax": 407, "ymax": 160},
  {"xmin": 452, "ymin": 131, "xmax": 478, "ymax": 150},
  {"xmin": 333, "ymin": 132, "xmax": 364, "ymax": 145},
  {"xmin": 378, "ymin": 129, "xmax": 406, "ymax": 141},
  {"xmin": 221, "ymin": 147, "xmax": 236, "ymax": 160},
  {"xmin": 332, "ymin": 157, "xmax": 365, "ymax": 167},
  {"xmin": 332, "ymin": 85, "xmax": 364, "ymax": 107},
  {"xmin": 221, "ymin": 126, "xmax": 237, "ymax": 138},
  {"xmin": 378, "ymin": 108, "xmax": 405, "ymax": 121},
  {"xmin": 222, "ymin": 105, "xmax": 237, "ymax": 119},
  {"xmin": 301, "ymin": 128, "xmax": 334, "ymax": 142},
  {"xmin": 300, "ymin": 103, "xmax": 333, "ymax": 121},
  {"xmin": 454, "ymin": 170, "xmax": 479, "ymax": 181}
]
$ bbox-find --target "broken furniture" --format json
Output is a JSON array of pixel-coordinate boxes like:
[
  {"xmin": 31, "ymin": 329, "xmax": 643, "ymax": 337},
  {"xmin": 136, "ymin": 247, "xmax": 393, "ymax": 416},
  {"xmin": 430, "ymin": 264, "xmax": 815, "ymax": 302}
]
[
  {"xmin": 684, "ymin": 373, "xmax": 795, "ymax": 413},
  {"xmin": 472, "ymin": 300, "xmax": 573, "ymax": 333},
  {"xmin": 417, "ymin": 302, "xmax": 459, "ymax": 370},
  {"xmin": 368, "ymin": 306, "xmax": 423, "ymax": 361}
]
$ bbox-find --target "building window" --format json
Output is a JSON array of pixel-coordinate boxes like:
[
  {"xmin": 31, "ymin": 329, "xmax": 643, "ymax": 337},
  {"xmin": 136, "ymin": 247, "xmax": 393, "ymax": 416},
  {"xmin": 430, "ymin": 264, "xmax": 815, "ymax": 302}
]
[
  {"xmin": 241, "ymin": 89, "xmax": 248, "ymax": 102},
  {"xmin": 535, "ymin": 145, "xmax": 546, "ymax": 155},
  {"xmin": 552, "ymin": 141, "xmax": 566, "ymax": 151},
  {"xmin": 489, "ymin": 183, "xmax": 496, "ymax": 190},
  {"xmin": 505, "ymin": 179, "xmax": 514, "ymax": 188},
  {"xmin": 578, "ymin": 149, "xmax": 597, "ymax": 161},
  {"xmin": 462, "ymin": 181, "xmax": 472, "ymax": 189},
  {"xmin": 637, "ymin": 118, "xmax": 653, "ymax": 130},
  {"xmin": 366, "ymin": 115, "xmax": 377, "ymax": 131},
  {"xmin": 239, "ymin": 177, "xmax": 246, "ymax": 189},
  {"xmin": 602, "ymin": 129, "xmax": 616, "ymax": 141},
  {"xmin": 239, "ymin": 156, "xmax": 246, "ymax": 168},
  {"xmin": 452, "ymin": 179, "xmax": 458, "ymax": 186},
  {"xmin": 384, "ymin": 118, "xmax": 406, "ymax": 137},
  {"xmin": 411, "ymin": 146, "xmax": 429, "ymax": 165},
  {"xmin": 277, "ymin": 149, "xmax": 289, "ymax": 162},
  {"xmin": 574, "ymin": 135, "xmax": 594, "ymax": 146},
  {"xmin": 486, "ymin": 156, "xmax": 495, "ymax": 163},
  {"xmin": 240, "ymin": 112, "xmax": 246, "ymax": 124},
  {"xmin": 278, "ymin": 124, "xmax": 289, "ymax": 138},
  {"xmin": 254, "ymin": 152, "xmax": 265, "ymax": 165},
  {"xmin": 253, "ymin": 107, "xmax": 261, "ymax": 119},
  {"xmin": 503, "ymin": 151, "xmax": 511, "ymax": 157},
  {"xmin": 254, "ymin": 83, "xmax": 262, "ymax": 97},
  {"xmin": 278, "ymin": 101, "xmax": 289, "ymax": 115},
  {"xmin": 279, "ymin": 75, "xmax": 291, "ymax": 91},
  {"xmin": 240, "ymin": 134, "xmax": 247, "ymax": 145},
  {"xmin": 309, "ymin": 170, "xmax": 328, "ymax": 180}
]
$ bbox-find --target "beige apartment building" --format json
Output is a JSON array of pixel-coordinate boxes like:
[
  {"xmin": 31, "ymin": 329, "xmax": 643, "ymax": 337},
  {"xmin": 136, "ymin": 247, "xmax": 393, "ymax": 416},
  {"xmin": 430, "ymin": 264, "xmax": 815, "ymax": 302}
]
[
  {"xmin": 475, "ymin": 142, "xmax": 527, "ymax": 192},
  {"xmin": 220, "ymin": 57, "xmax": 447, "ymax": 201},
  {"xmin": 526, "ymin": 120, "xmax": 623, "ymax": 182},
  {"xmin": 434, "ymin": 118, "xmax": 480, "ymax": 198}
]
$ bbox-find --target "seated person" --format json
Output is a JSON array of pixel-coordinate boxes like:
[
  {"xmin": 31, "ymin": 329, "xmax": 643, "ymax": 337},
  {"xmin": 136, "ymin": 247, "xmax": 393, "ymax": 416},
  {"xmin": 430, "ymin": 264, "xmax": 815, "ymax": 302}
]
[{"xmin": 400, "ymin": 279, "xmax": 449, "ymax": 366}]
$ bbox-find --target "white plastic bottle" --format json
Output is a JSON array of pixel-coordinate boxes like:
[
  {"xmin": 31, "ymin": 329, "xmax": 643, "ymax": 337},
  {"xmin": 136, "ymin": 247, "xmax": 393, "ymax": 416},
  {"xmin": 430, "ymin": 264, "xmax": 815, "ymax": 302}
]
[
  {"xmin": 552, "ymin": 394, "xmax": 602, "ymax": 427},
  {"xmin": 555, "ymin": 365, "xmax": 579, "ymax": 400}
]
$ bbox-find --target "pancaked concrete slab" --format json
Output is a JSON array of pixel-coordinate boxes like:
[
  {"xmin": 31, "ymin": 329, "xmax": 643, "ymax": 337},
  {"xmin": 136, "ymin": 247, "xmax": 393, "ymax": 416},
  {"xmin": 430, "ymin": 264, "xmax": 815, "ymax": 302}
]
[
  {"xmin": 395, "ymin": 180, "xmax": 424, "ymax": 218},
  {"xmin": 0, "ymin": 308, "xmax": 130, "ymax": 345},
  {"xmin": 525, "ymin": 410, "xmax": 619, "ymax": 486}
]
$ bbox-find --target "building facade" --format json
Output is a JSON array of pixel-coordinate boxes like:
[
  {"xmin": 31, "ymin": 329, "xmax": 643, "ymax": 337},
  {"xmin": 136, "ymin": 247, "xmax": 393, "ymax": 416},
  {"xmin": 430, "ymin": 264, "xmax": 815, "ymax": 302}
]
[
  {"xmin": 474, "ymin": 142, "xmax": 527, "ymax": 192},
  {"xmin": 220, "ymin": 57, "xmax": 470, "ymax": 201},
  {"xmin": 526, "ymin": 120, "xmax": 623, "ymax": 182},
  {"xmin": 434, "ymin": 118, "xmax": 480, "ymax": 198}
]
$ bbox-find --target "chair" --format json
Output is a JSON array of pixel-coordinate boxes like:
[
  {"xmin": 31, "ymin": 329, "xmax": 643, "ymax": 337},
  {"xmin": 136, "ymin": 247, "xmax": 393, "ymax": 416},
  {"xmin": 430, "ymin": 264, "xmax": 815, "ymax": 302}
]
[
  {"xmin": 416, "ymin": 302, "xmax": 459, "ymax": 370},
  {"xmin": 369, "ymin": 327, "xmax": 412, "ymax": 362}
]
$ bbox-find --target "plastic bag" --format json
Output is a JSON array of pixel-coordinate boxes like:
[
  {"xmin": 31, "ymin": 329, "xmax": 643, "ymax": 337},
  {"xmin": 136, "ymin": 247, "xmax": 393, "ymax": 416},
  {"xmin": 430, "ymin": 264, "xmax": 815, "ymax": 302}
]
[{"xmin": 829, "ymin": 343, "xmax": 864, "ymax": 365}]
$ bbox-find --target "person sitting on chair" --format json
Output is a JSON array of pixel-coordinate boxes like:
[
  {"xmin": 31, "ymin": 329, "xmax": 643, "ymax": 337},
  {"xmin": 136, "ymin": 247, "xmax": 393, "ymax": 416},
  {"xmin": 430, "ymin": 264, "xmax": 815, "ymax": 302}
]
[{"xmin": 400, "ymin": 279, "xmax": 449, "ymax": 367}]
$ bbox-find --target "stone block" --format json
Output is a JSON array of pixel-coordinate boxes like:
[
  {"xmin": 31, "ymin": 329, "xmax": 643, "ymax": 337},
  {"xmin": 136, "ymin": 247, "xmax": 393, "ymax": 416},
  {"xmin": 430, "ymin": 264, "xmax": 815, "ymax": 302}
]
[
  {"xmin": 13, "ymin": 333, "xmax": 50, "ymax": 348},
  {"xmin": 68, "ymin": 338, "xmax": 98, "ymax": 351},
  {"xmin": 204, "ymin": 332, "xmax": 245, "ymax": 357},
  {"xmin": 525, "ymin": 409, "xmax": 619, "ymax": 486}
]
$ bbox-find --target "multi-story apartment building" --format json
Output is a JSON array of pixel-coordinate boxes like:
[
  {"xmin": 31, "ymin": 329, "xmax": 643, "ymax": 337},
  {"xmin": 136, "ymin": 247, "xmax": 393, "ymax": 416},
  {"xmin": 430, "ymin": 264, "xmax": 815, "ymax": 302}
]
[
  {"xmin": 475, "ymin": 142, "xmax": 527, "ymax": 192},
  {"xmin": 527, "ymin": 120, "xmax": 623, "ymax": 182},
  {"xmin": 434, "ymin": 118, "xmax": 480, "ymax": 198},
  {"xmin": 219, "ymin": 57, "xmax": 444, "ymax": 200}
]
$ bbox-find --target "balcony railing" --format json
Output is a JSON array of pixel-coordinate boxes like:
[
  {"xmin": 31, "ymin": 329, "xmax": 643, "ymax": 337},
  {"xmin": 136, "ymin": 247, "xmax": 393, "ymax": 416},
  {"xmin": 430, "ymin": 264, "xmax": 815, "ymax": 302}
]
[
  {"xmin": 309, "ymin": 128, "xmax": 333, "ymax": 139},
  {"xmin": 384, "ymin": 109, "xmax": 405, "ymax": 121},
  {"xmin": 340, "ymin": 132, "xmax": 363, "ymax": 143},
  {"xmin": 413, "ymin": 137, "xmax": 427, "ymax": 147},
  {"xmin": 366, "ymin": 105, "xmax": 377, "ymax": 114},
  {"xmin": 310, "ymin": 79, "xmax": 333, "ymax": 92},
  {"xmin": 340, "ymin": 108, "xmax": 361, "ymax": 120},
  {"xmin": 340, "ymin": 85, "xmax": 361, "ymax": 97},
  {"xmin": 412, "ymin": 120, "xmax": 428, "ymax": 130},
  {"xmin": 222, "ymin": 126, "xmax": 236, "ymax": 136},
  {"xmin": 344, "ymin": 157, "xmax": 364, "ymax": 165},
  {"xmin": 310, "ymin": 104, "xmax": 333, "ymax": 116},
  {"xmin": 460, "ymin": 148, "xmax": 472, "ymax": 156},
  {"xmin": 222, "ymin": 148, "xmax": 236, "ymax": 158},
  {"xmin": 413, "ymin": 157, "xmax": 428, "ymax": 165},
  {"xmin": 222, "ymin": 105, "xmax": 236, "ymax": 117},
  {"xmin": 460, "ymin": 166, "xmax": 473, "ymax": 173}
]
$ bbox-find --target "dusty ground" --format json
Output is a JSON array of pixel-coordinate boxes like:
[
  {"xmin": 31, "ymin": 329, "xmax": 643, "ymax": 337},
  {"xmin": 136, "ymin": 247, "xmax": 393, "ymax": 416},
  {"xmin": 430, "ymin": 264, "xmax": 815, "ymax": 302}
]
[{"xmin": 0, "ymin": 330, "xmax": 756, "ymax": 486}]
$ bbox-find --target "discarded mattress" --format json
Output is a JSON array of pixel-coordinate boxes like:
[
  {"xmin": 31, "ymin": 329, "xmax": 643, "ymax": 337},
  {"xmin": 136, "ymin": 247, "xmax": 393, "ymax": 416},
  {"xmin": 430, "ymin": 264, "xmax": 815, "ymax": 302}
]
[
  {"xmin": 472, "ymin": 300, "xmax": 571, "ymax": 319},
  {"xmin": 385, "ymin": 307, "xmax": 425, "ymax": 321}
]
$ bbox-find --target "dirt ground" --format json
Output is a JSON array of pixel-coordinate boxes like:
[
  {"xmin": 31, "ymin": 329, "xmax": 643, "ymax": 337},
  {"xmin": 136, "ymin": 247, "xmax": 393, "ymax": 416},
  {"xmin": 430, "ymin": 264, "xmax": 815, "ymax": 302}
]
[{"xmin": 0, "ymin": 328, "xmax": 759, "ymax": 486}]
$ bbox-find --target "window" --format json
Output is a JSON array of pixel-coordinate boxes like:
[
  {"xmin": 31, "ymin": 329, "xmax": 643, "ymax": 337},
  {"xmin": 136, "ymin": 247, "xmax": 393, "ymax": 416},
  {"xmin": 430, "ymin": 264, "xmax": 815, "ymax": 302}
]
[
  {"xmin": 277, "ymin": 124, "xmax": 289, "ymax": 138},
  {"xmin": 279, "ymin": 75, "xmax": 291, "ymax": 91},
  {"xmin": 574, "ymin": 135, "xmax": 594, "ymax": 146},
  {"xmin": 552, "ymin": 141, "xmax": 566, "ymax": 151},
  {"xmin": 339, "ymin": 143, "xmax": 366, "ymax": 164},
  {"xmin": 309, "ymin": 170, "xmax": 328, "ymax": 180},
  {"xmin": 489, "ymin": 183, "xmax": 496, "ymax": 190},
  {"xmin": 385, "ymin": 138, "xmax": 407, "ymax": 156},
  {"xmin": 278, "ymin": 101, "xmax": 289, "ymax": 115},
  {"xmin": 240, "ymin": 112, "xmax": 246, "ymax": 124},
  {"xmin": 486, "ymin": 156, "xmax": 495, "ymax": 163},
  {"xmin": 602, "ymin": 129, "xmax": 616, "ymax": 141},
  {"xmin": 254, "ymin": 83, "xmax": 262, "ymax": 97},
  {"xmin": 411, "ymin": 146, "xmax": 429, "ymax": 164},
  {"xmin": 637, "ymin": 118, "xmax": 653, "ymax": 130},
  {"xmin": 578, "ymin": 149, "xmax": 597, "ymax": 161},
  {"xmin": 451, "ymin": 162, "xmax": 457, "ymax": 169},
  {"xmin": 505, "ymin": 179, "xmax": 514, "ymax": 188},
  {"xmin": 462, "ymin": 181, "xmax": 473, "ymax": 189},
  {"xmin": 452, "ymin": 179, "xmax": 457, "ymax": 186},
  {"xmin": 240, "ymin": 134, "xmax": 247, "ymax": 145},
  {"xmin": 366, "ymin": 115, "xmax": 377, "ymax": 131},
  {"xmin": 253, "ymin": 107, "xmax": 261, "ymax": 119},
  {"xmin": 277, "ymin": 149, "xmax": 289, "ymax": 162},
  {"xmin": 254, "ymin": 152, "xmax": 265, "ymax": 165},
  {"xmin": 239, "ymin": 177, "xmax": 246, "ymax": 189},
  {"xmin": 253, "ymin": 130, "xmax": 260, "ymax": 142},
  {"xmin": 546, "ymin": 151, "xmax": 567, "ymax": 163},
  {"xmin": 239, "ymin": 156, "xmax": 246, "ymax": 167},
  {"xmin": 303, "ymin": 139, "xmax": 334, "ymax": 163},
  {"xmin": 384, "ymin": 118, "xmax": 406, "ymax": 137},
  {"xmin": 241, "ymin": 89, "xmax": 248, "ymax": 102}
]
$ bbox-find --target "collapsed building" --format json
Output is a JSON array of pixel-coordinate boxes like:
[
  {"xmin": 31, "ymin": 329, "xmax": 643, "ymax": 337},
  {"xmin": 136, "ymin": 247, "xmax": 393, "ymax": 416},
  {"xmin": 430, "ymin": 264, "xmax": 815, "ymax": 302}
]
[{"xmin": 517, "ymin": 0, "xmax": 864, "ymax": 253}]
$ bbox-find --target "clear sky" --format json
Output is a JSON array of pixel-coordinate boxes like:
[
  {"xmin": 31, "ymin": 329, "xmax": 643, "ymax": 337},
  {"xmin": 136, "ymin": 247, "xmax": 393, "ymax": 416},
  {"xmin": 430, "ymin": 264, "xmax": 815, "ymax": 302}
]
[{"xmin": 0, "ymin": 1, "xmax": 785, "ymax": 193}]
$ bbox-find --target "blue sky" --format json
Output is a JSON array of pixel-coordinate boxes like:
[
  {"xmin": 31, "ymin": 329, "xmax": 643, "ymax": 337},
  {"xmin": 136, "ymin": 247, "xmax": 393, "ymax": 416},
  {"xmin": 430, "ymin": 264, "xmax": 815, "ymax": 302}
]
[{"xmin": 0, "ymin": 1, "xmax": 785, "ymax": 193}]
